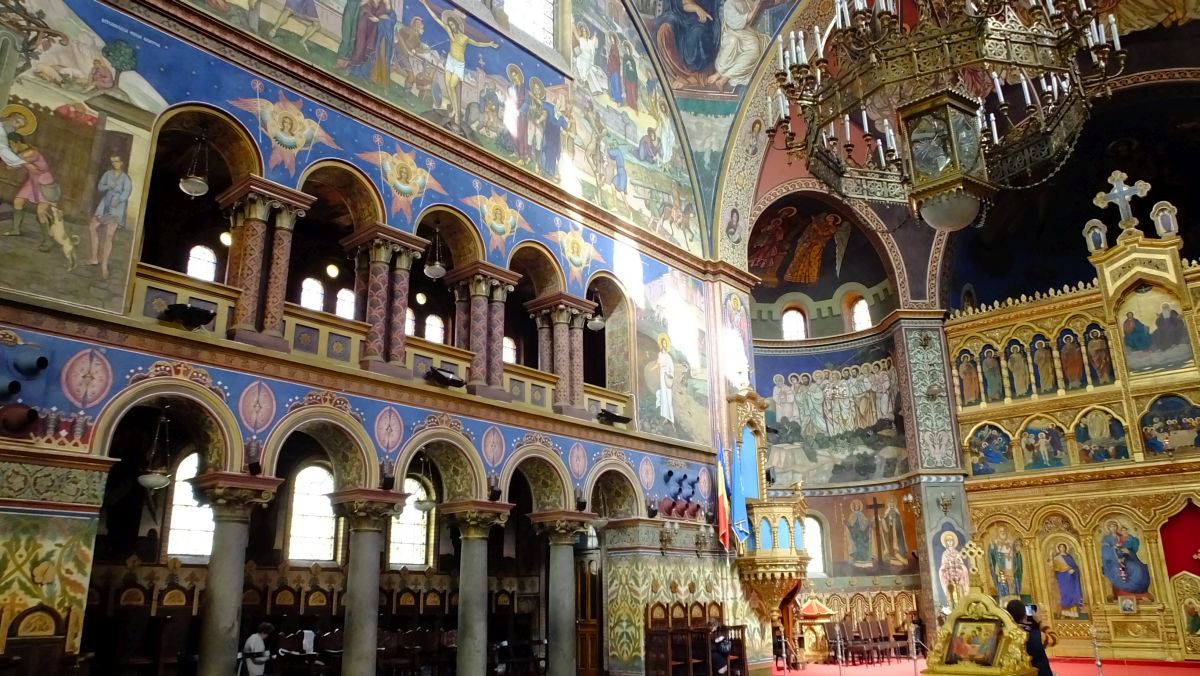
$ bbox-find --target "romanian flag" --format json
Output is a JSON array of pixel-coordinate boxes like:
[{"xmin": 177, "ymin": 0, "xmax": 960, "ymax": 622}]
[{"xmin": 715, "ymin": 438, "xmax": 731, "ymax": 551}]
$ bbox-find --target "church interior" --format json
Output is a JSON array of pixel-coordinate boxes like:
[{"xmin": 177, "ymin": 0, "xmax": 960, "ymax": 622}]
[{"xmin": 0, "ymin": 0, "xmax": 1198, "ymax": 674}]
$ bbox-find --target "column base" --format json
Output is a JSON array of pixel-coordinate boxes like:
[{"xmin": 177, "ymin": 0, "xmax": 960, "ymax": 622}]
[
  {"xmin": 468, "ymin": 383, "xmax": 513, "ymax": 402},
  {"xmin": 553, "ymin": 403, "xmax": 593, "ymax": 421},
  {"xmin": 229, "ymin": 327, "xmax": 290, "ymax": 353},
  {"xmin": 361, "ymin": 359, "xmax": 413, "ymax": 380}
]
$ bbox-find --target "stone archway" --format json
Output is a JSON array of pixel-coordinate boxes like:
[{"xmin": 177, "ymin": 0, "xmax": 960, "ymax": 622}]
[
  {"xmin": 259, "ymin": 394, "xmax": 379, "ymax": 490},
  {"xmin": 394, "ymin": 415, "xmax": 488, "ymax": 502},
  {"xmin": 499, "ymin": 444, "xmax": 572, "ymax": 513},
  {"xmin": 583, "ymin": 460, "xmax": 646, "ymax": 518}
]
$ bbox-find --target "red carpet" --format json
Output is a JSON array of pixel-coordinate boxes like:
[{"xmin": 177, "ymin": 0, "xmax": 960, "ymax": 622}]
[{"xmin": 771, "ymin": 658, "xmax": 1199, "ymax": 675}]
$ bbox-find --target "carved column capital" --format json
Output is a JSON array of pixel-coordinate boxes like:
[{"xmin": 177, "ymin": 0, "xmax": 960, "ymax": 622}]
[
  {"xmin": 491, "ymin": 282, "xmax": 513, "ymax": 303},
  {"xmin": 366, "ymin": 238, "xmax": 398, "ymax": 263},
  {"xmin": 273, "ymin": 204, "xmax": 306, "ymax": 231},
  {"xmin": 530, "ymin": 510, "xmax": 594, "ymax": 546},
  {"xmin": 394, "ymin": 247, "xmax": 420, "ymax": 271},
  {"xmin": 192, "ymin": 473, "xmax": 283, "ymax": 521},
  {"xmin": 468, "ymin": 273, "xmax": 495, "ymax": 298},
  {"xmin": 330, "ymin": 488, "xmax": 407, "ymax": 531},
  {"xmin": 442, "ymin": 500, "xmax": 513, "ymax": 539}
]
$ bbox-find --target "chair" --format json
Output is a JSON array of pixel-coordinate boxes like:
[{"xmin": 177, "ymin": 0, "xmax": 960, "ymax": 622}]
[
  {"xmin": 725, "ymin": 625, "xmax": 747, "ymax": 676},
  {"xmin": 3, "ymin": 605, "xmax": 92, "ymax": 676},
  {"xmin": 274, "ymin": 630, "xmax": 328, "ymax": 675},
  {"xmin": 837, "ymin": 619, "xmax": 869, "ymax": 665},
  {"xmin": 873, "ymin": 615, "xmax": 899, "ymax": 662}
]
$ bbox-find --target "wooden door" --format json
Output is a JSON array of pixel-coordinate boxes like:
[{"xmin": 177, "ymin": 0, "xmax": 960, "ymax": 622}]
[{"xmin": 576, "ymin": 556, "xmax": 601, "ymax": 676}]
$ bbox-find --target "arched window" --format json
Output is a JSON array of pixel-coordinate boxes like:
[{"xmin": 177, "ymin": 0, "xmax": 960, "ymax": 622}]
[
  {"xmin": 502, "ymin": 336, "xmax": 517, "ymax": 364},
  {"xmin": 288, "ymin": 465, "xmax": 338, "ymax": 561},
  {"xmin": 166, "ymin": 453, "xmax": 214, "ymax": 557},
  {"xmin": 334, "ymin": 288, "xmax": 356, "ymax": 319},
  {"xmin": 804, "ymin": 516, "xmax": 825, "ymax": 576},
  {"xmin": 405, "ymin": 308, "xmax": 416, "ymax": 336},
  {"xmin": 849, "ymin": 296, "xmax": 872, "ymax": 331},
  {"xmin": 300, "ymin": 278, "xmax": 325, "ymax": 312},
  {"xmin": 185, "ymin": 245, "xmax": 218, "ymax": 282},
  {"xmin": 514, "ymin": 0, "xmax": 556, "ymax": 47},
  {"xmin": 781, "ymin": 308, "xmax": 808, "ymax": 340},
  {"xmin": 424, "ymin": 315, "xmax": 445, "ymax": 344},
  {"xmin": 389, "ymin": 477, "xmax": 432, "ymax": 568}
]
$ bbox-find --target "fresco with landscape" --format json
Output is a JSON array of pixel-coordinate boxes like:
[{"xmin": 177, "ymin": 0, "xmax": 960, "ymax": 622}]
[
  {"xmin": 808, "ymin": 487, "xmax": 919, "ymax": 577},
  {"xmin": 755, "ymin": 335, "xmax": 906, "ymax": 486},
  {"xmin": 180, "ymin": 0, "xmax": 705, "ymax": 255}
]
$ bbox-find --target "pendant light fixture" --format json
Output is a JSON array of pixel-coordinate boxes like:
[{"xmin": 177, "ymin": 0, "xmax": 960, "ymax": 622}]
[
  {"xmin": 586, "ymin": 292, "xmax": 605, "ymax": 331},
  {"xmin": 423, "ymin": 228, "xmax": 446, "ymax": 280},
  {"xmin": 412, "ymin": 453, "xmax": 436, "ymax": 513},
  {"xmin": 178, "ymin": 133, "xmax": 210, "ymax": 198},
  {"xmin": 137, "ymin": 408, "xmax": 173, "ymax": 491}
]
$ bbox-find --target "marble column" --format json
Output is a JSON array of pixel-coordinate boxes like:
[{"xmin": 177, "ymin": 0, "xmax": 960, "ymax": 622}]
[
  {"xmin": 361, "ymin": 239, "xmax": 396, "ymax": 367},
  {"xmin": 486, "ymin": 283, "xmax": 511, "ymax": 391},
  {"xmin": 535, "ymin": 311, "xmax": 553, "ymax": 372},
  {"xmin": 229, "ymin": 195, "xmax": 273, "ymax": 335},
  {"xmin": 454, "ymin": 283, "xmax": 471, "ymax": 350},
  {"xmin": 223, "ymin": 208, "xmax": 245, "ymax": 288},
  {"xmin": 261, "ymin": 205, "xmax": 304, "ymax": 341},
  {"xmin": 533, "ymin": 516, "xmax": 590, "ymax": 676},
  {"xmin": 353, "ymin": 248, "xmax": 369, "ymax": 322},
  {"xmin": 192, "ymin": 474, "xmax": 280, "ymax": 676},
  {"xmin": 388, "ymin": 248, "xmax": 417, "ymax": 369},
  {"xmin": 449, "ymin": 506, "xmax": 510, "ymax": 676},
  {"xmin": 467, "ymin": 275, "xmax": 493, "ymax": 388},
  {"xmin": 550, "ymin": 306, "xmax": 572, "ymax": 411},
  {"xmin": 332, "ymin": 494, "xmax": 402, "ymax": 676},
  {"xmin": 568, "ymin": 312, "xmax": 586, "ymax": 409}
]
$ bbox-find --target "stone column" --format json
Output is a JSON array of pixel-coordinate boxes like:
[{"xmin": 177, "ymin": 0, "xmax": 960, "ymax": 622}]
[
  {"xmin": 551, "ymin": 306, "xmax": 572, "ymax": 411},
  {"xmin": 467, "ymin": 274, "xmax": 493, "ymax": 388},
  {"xmin": 192, "ymin": 474, "xmax": 281, "ymax": 676},
  {"xmin": 569, "ymin": 312, "xmax": 586, "ymax": 409},
  {"xmin": 388, "ymin": 248, "xmax": 417, "ymax": 371},
  {"xmin": 444, "ymin": 503, "xmax": 511, "ymax": 676},
  {"xmin": 331, "ymin": 491, "xmax": 404, "ymax": 676},
  {"xmin": 535, "ymin": 311, "xmax": 553, "ymax": 372},
  {"xmin": 353, "ymin": 249, "xmax": 369, "ymax": 322},
  {"xmin": 223, "ymin": 208, "xmax": 245, "ymax": 288},
  {"xmin": 261, "ymin": 205, "xmax": 304, "ymax": 344},
  {"xmin": 530, "ymin": 514, "xmax": 591, "ymax": 676},
  {"xmin": 361, "ymin": 239, "xmax": 396, "ymax": 368},
  {"xmin": 454, "ymin": 283, "xmax": 471, "ymax": 350},
  {"xmin": 487, "ymin": 282, "xmax": 512, "ymax": 392},
  {"xmin": 227, "ymin": 195, "xmax": 272, "ymax": 337}
]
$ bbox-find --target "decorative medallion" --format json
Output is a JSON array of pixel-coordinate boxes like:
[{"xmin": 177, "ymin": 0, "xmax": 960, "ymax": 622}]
[
  {"xmin": 697, "ymin": 466, "xmax": 712, "ymax": 499},
  {"xmin": 238, "ymin": 380, "xmax": 276, "ymax": 434},
  {"xmin": 374, "ymin": 407, "xmax": 405, "ymax": 453},
  {"xmin": 639, "ymin": 456, "xmax": 656, "ymax": 491},
  {"xmin": 482, "ymin": 425, "xmax": 505, "ymax": 467},
  {"xmin": 569, "ymin": 442, "xmax": 588, "ymax": 480},
  {"xmin": 60, "ymin": 349, "xmax": 112, "ymax": 410}
]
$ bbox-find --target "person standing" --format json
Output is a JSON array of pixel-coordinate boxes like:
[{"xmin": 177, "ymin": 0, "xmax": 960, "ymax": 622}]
[
  {"xmin": 1005, "ymin": 601, "xmax": 1052, "ymax": 676},
  {"xmin": 88, "ymin": 154, "xmax": 131, "ymax": 280},
  {"xmin": 241, "ymin": 622, "xmax": 275, "ymax": 676}
]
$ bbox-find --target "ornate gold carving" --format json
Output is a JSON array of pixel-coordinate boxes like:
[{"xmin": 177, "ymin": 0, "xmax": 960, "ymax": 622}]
[{"xmin": 443, "ymin": 500, "xmax": 511, "ymax": 539}]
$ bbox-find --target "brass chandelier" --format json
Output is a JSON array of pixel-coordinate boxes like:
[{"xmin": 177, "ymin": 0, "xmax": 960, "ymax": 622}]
[{"xmin": 765, "ymin": 0, "xmax": 1127, "ymax": 231}]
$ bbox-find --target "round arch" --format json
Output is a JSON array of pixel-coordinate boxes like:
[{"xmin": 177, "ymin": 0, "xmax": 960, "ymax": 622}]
[
  {"xmin": 297, "ymin": 159, "xmax": 387, "ymax": 231},
  {"xmin": 499, "ymin": 445, "xmax": 572, "ymax": 513},
  {"xmin": 975, "ymin": 514, "xmax": 1031, "ymax": 539},
  {"xmin": 395, "ymin": 427, "xmax": 487, "ymax": 502},
  {"xmin": 259, "ymin": 406, "xmax": 379, "ymax": 490},
  {"xmin": 152, "ymin": 103, "xmax": 263, "ymax": 178},
  {"xmin": 582, "ymin": 458, "xmax": 647, "ymax": 518},
  {"xmin": 91, "ymin": 377, "xmax": 242, "ymax": 474},
  {"xmin": 414, "ymin": 204, "xmax": 485, "ymax": 267},
  {"xmin": 508, "ymin": 241, "xmax": 565, "ymax": 296}
]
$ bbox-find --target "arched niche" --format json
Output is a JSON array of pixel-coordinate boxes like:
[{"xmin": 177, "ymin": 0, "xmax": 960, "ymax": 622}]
[
  {"xmin": 409, "ymin": 206, "xmax": 485, "ymax": 347},
  {"xmin": 585, "ymin": 462, "xmax": 645, "ymax": 518},
  {"xmin": 499, "ymin": 445, "xmax": 572, "ymax": 514},
  {"xmin": 584, "ymin": 273, "xmax": 633, "ymax": 393},
  {"xmin": 259, "ymin": 405, "xmax": 379, "ymax": 490},
  {"xmin": 394, "ymin": 426, "xmax": 487, "ymax": 502},
  {"xmin": 506, "ymin": 242, "xmax": 564, "ymax": 369},
  {"xmin": 746, "ymin": 191, "xmax": 897, "ymax": 340},
  {"xmin": 139, "ymin": 105, "xmax": 262, "ymax": 281}
]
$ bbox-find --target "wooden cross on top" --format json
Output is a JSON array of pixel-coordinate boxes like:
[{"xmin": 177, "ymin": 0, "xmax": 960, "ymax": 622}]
[{"xmin": 1093, "ymin": 170, "xmax": 1151, "ymax": 230}]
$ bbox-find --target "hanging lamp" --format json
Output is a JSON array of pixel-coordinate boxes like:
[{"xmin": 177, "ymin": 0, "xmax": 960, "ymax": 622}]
[
  {"xmin": 413, "ymin": 453, "xmax": 437, "ymax": 513},
  {"xmin": 423, "ymin": 228, "xmax": 446, "ymax": 280},
  {"xmin": 178, "ymin": 133, "xmax": 210, "ymax": 198},
  {"xmin": 137, "ymin": 408, "xmax": 173, "ymax": 491},
  {"xmin": 586, "ymin": 292, "xmax": 605, "ymax": 331}
]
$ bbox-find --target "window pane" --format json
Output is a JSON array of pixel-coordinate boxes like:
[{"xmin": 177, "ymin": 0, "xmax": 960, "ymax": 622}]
[
  {"xmin": 424, "ymin": 315, "xmax": 445, "ymax": 344},
  {"xmin": 405, "ymin": 308, "xmax": 416, "ymax": 336},
  {"xmin": 186, "ymin": 246, "xmax": 217, "ymax": 282},
  {"xmin": 300, "ymin": 278, "xmax": 325, "ymax": 311},
  {"xmin": 289, "ymin": 466, "xmax": 336, "ymax": 561},
  {"xmin": 804, "ymin": 517, "xmax": 824, "ymax": 575},
  {"xmin": 335, "ymin": 288, "xmax": 356, "ymax": 319},
  {"xmin": 505, "ymin": 0, "xmax": 555, "ymax": 47},
  {"xmin": 389, "ymin": 478, "xmax": 430, "ymax": 568},
  {"xmin": 851, "ymin": 298, "xmax": 871, "ymax": 331},
  {"xmin": 167, "ymin": 453, "xmax": 214, "ymax": 557},
  {"xmin": 502, "ymin": 336, "xmax": 517, "ymax": 364},
  {"xmin": 781, "ymin": 309, "xmax": 807, "ymax": 340}
]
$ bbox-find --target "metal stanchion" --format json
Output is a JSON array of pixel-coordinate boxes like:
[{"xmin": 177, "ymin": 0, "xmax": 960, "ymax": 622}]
[
  {"xmin": 834, "ymin": 622, "xmax": 845, "ymax": 676},
  {"xmin": 1090, "ymin": 624, "xmax": 1104, "ymax": 676}
]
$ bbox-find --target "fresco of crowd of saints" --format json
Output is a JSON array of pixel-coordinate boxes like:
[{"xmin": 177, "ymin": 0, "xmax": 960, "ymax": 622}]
[
  {"xmin": 763, "ymin": 349, "xmax": 906, "ymax": 485},
  {"xmin": 0, "ymin": 0, "xmax": 163, "ymax": 313},
  {"xmin": 1118, "ymin": 286, "xmax": 1194, "ymax": 374},
  {"xmin": 955, "ymin": 326, "xmax": 1115, "ymax": 406},
  {"xmin": 635, "ymin": 269, "xmax": 710, "ymax": 443},
  {"xmin": 965, "ymin": 424, "xmax": 1015, "ymax": 475},
  {"xmin": 1139, "ymin": 395, "xmax": 1200, "ymax": 456},
  {"xmin": 822, "ymin": 492, "xmax": 916, "ymax": 576},
  {"xmin": 182, "ymin": 0, "xmax": 705, "ymax": 255}
]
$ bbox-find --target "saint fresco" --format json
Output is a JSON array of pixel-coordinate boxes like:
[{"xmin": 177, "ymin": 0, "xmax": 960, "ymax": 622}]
[
  {"xmin": 1019, "ymin": 418, "xmax": 1068, "ymax": 470},
  {"xmin": 1118, "ymin": 285, "xmax": 1194, "ymax": 374},
  {"xmin": 1139, "ymin": 394, "xmax": 1200, "ymax": 456},
  {"xmin": 1046, "ymin": 541, "xmax": 1087, "ymax": 619},
  {"xmin": 807, "ymin": 488, "xmax": 917, "ymax": 577},
  {"xmin": 1096, "ymin": 517, "xmax": 1153, "ymax": 600},
  {"xmin": 966, "ymin": 424, "xmax": 1014, "ymax": 476},
  {"xmin": 1074, "ymin": 408, "xmax": 1130, "ymax": 464}
]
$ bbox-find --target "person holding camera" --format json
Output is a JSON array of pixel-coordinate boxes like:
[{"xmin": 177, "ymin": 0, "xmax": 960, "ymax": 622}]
[{"xmin": 1005, "ymin": 600, "xmax": 1052, "ymax": 676}]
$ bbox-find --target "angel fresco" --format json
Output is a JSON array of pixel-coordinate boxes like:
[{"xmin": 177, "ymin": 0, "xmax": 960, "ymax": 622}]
[
  {"xmin": 462, "ymin": 189, "xmax": 532, "ymax": 254},
  {"xmin": 784, "ymin": 213, "xmax": 849, "ymax": 285},
  {"xmin": 229, "ymin": 92, "xmax": 340, "ymax": 175},
  {"xmin": 356, "ymin": 145, "xmax": 446, "ymax": 220},
  {"xmin": 545, "ymin": 223, "xmax": 605, "ymax": 287}
]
